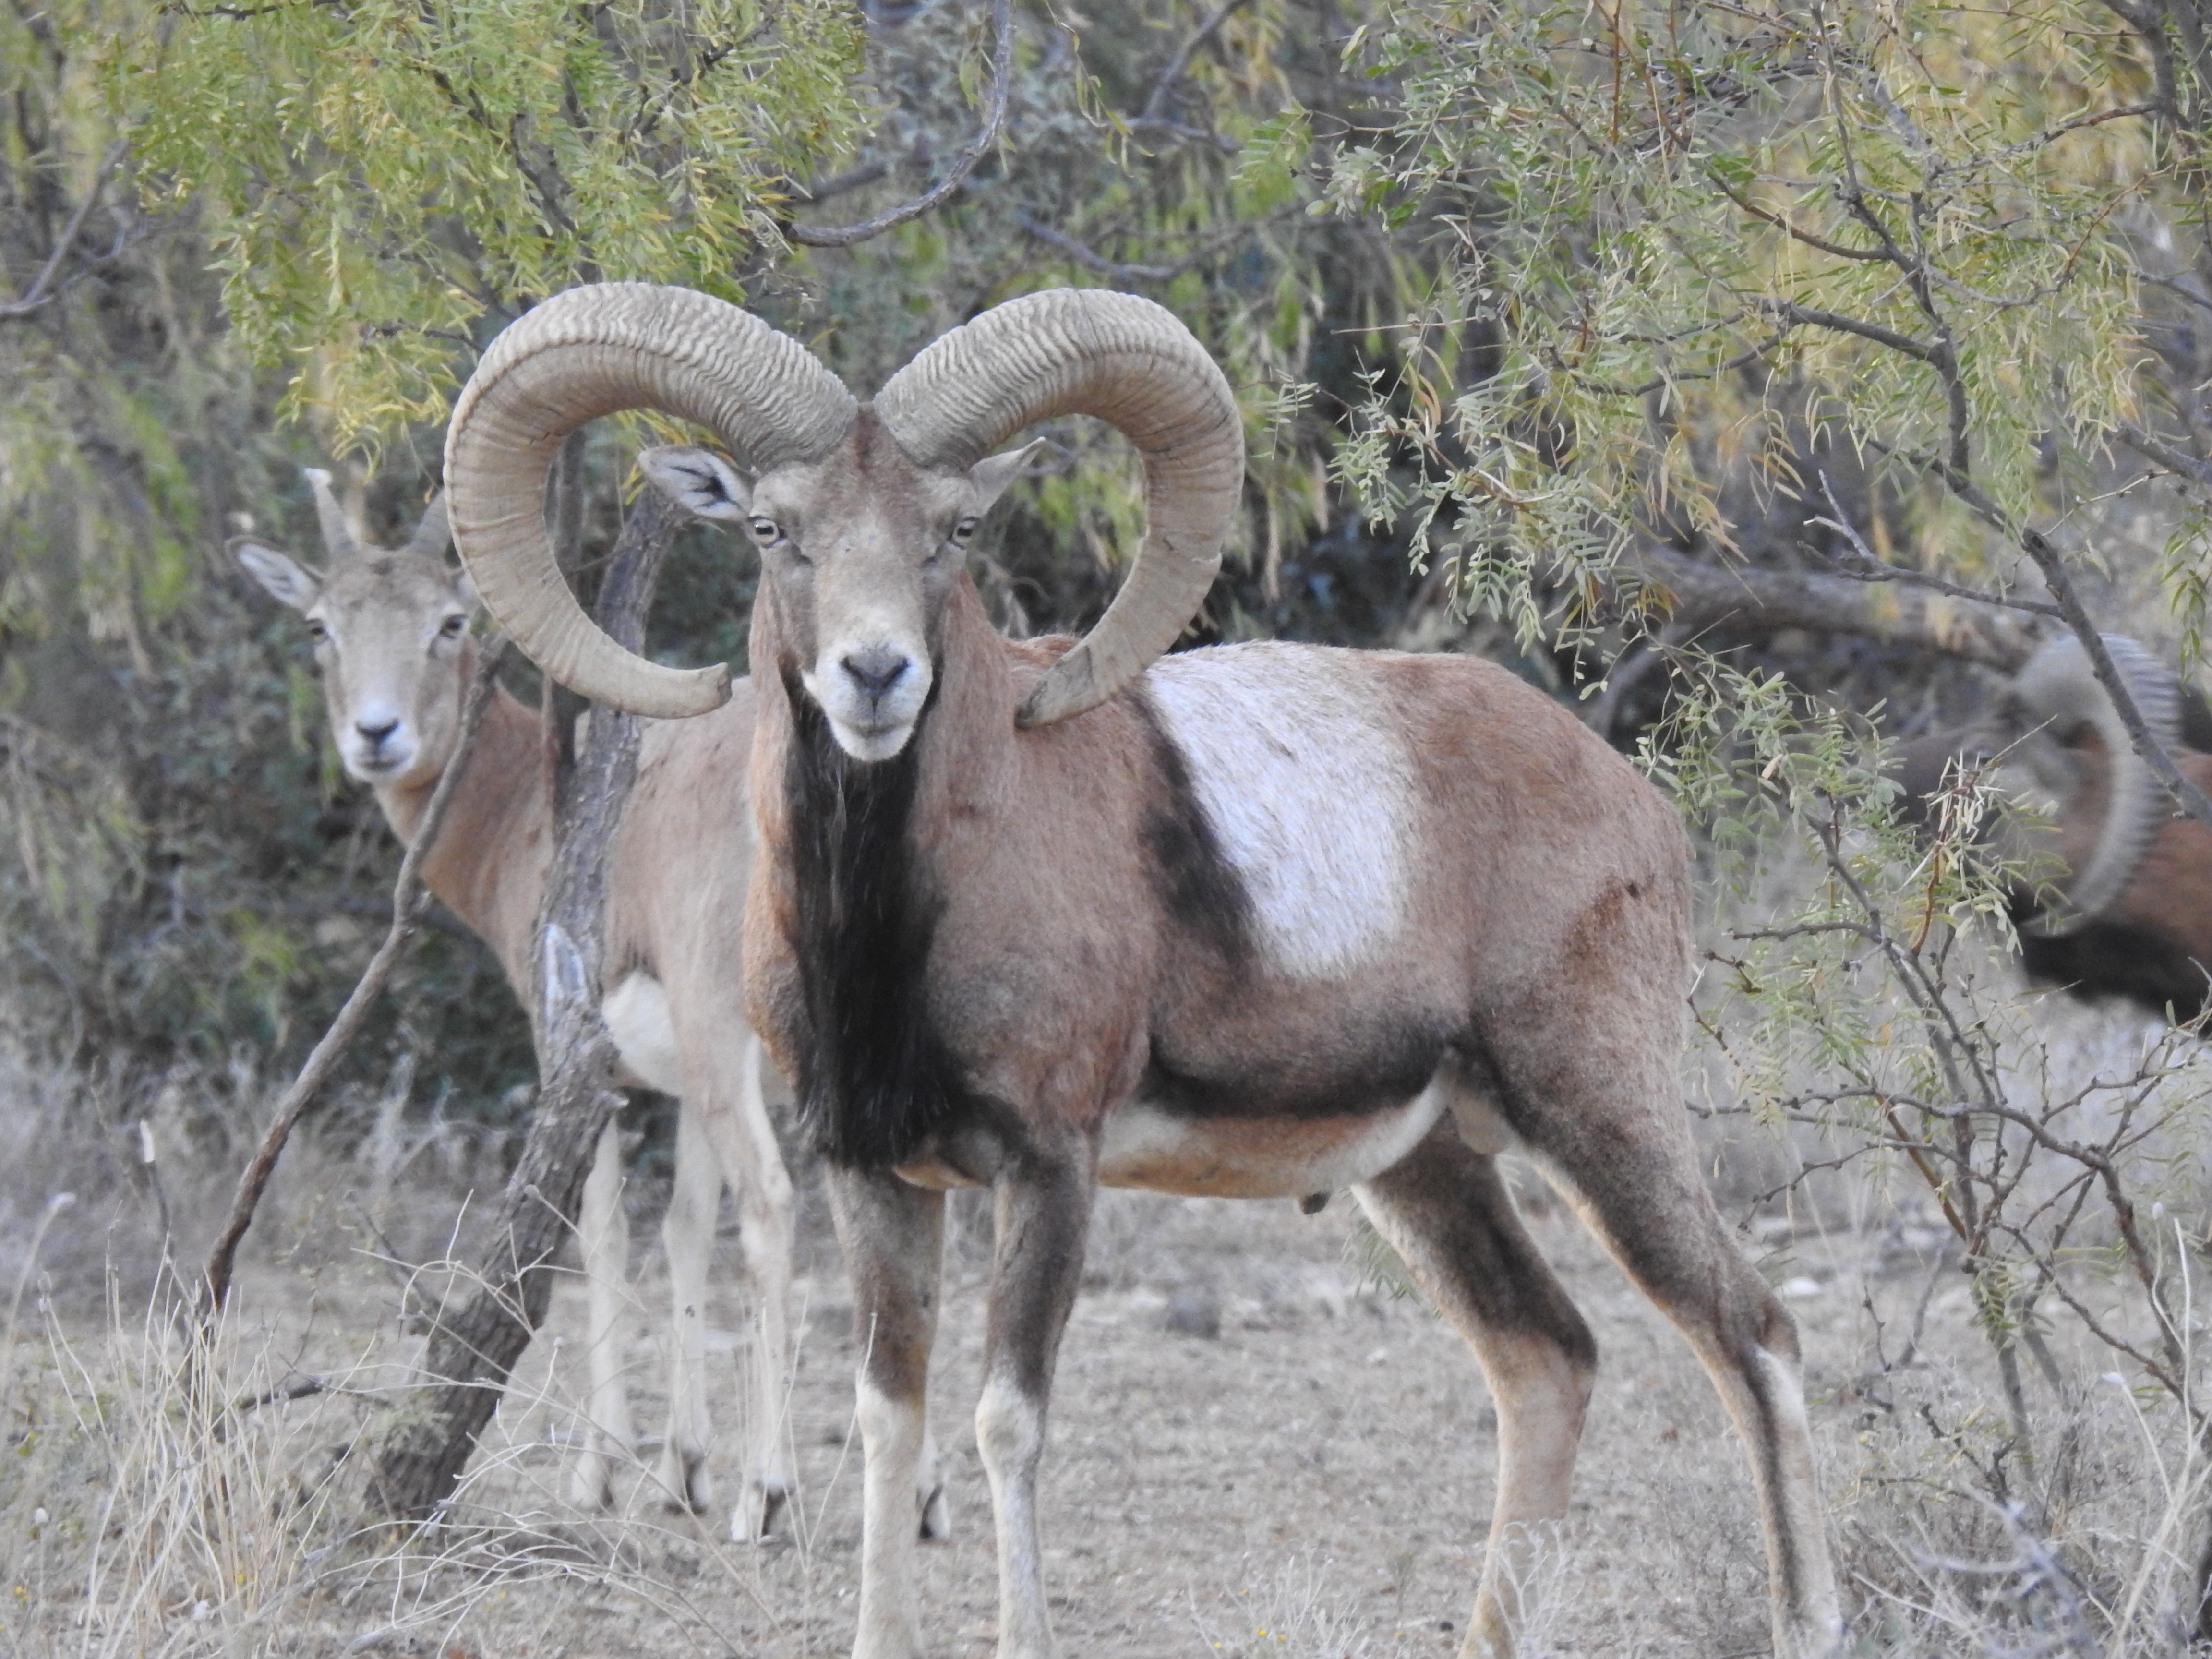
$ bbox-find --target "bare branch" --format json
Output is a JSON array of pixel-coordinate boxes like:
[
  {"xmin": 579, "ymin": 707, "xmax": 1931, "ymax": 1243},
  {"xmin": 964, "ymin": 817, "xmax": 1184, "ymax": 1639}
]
[
  {"xmin": 0, "ymin": 140, "xmax": 130, "ymax": 322},
  {"xmin": 1807, "ymin": 474, "xmax": 2061, "ymax": 619},
  {"xmin": 1710, "ymin": 172, "xmax": 1888, "ymax": 261},
  {"xmin": 2117, "ymin": 420, "xmax": 2212, "ymax": 489},
  {"xmin": 232, "ymin": 1374, "xmax": 333, "ymax": 1412},
  {"xmin": 791, "ymin": 0, "xmax": 1013, "ymax": 249},
  {"xmin": 197, "ymin": 639, "xmax": 510, "ymax": 1324},
  {"xmin": 1139, "ymin": 0, "xmax": 1252, "ymax": 125},
  {"xmin": 1016, "ymin": 210, "xmax": 1280, "ymax": 285},
  {"xmin": 791, "ymin": 150, "xmax": 905, "ymax": 206}
]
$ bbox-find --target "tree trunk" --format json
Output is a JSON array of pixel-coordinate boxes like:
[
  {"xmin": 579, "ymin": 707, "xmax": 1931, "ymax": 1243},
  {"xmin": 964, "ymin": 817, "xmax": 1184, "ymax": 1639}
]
[{"xmin": 366, "ymin": 484, "xmax": 682, "ymax": 1521}]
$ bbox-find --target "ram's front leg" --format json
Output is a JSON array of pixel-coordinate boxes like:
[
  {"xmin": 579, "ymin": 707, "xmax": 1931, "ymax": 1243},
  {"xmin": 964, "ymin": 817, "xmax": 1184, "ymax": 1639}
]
[
  {"xmin": 978, "ymin": 1138, "xmax": 1095, "ymax": 1659},
  {"xmin": 826, "ymin": 1166, "xmax": 944, "ymax": 1659}
]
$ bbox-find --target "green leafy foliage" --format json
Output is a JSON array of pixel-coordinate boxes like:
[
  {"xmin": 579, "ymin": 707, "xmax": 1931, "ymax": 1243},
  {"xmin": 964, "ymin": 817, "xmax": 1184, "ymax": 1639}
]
[
  {"xmin": 1315, "ymin": 0, "xmax": 2175, "ymax": 650},
  {"xmin": 118, "ymin": 0, "xmax": 868, "ymax": 445}
]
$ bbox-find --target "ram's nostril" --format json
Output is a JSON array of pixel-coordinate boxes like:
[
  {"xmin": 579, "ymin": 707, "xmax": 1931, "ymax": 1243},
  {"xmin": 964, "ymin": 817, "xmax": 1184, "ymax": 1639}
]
[
  {"xmin": 842, "ymin": 651, "xmax": 909, "ymax": 700},
  {"xmin": 356, "ymin": 717, "xmax": 400, "ymax": 745}
]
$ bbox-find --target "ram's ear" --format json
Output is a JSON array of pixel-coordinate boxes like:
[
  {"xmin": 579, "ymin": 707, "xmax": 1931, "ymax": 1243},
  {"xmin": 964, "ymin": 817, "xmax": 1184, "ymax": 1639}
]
[
  {"xmin": 231, "ymin": 537, "xmax": 323, "ymax": 611},
  {"xmin": 968, "ymin": 438, "xmax": 1048, "ymax": 510},
  {"xmin": 637, "ymin": 445, "xmax": 753, "ymax": 523}
]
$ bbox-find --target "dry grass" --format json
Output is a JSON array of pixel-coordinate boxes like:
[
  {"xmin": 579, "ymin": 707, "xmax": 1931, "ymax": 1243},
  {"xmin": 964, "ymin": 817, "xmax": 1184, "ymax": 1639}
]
[{"xmin": 6, "ymin": 988, "xmax": 2212, "ymax": 1657}]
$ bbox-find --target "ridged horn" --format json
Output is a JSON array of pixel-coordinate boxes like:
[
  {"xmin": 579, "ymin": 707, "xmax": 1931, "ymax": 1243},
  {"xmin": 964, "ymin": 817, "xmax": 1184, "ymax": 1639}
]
[
  {"xmin": 304, "ymin": 468, "xmax": 361, "ymax": 560},
  {"xmin": 875, "ymin": 289, "xmax": 1244, "ymax": 727},
  {"xmin": 2009, "ymin": 633, "xmax": 2181, "ymax": 931},
  {"xmin": 403, "ymin": 491, "xmax": 451, "ymax": 559},
  {"xmin": 445, "ymin": 282, "xmax": 857, "ymax": 718}
]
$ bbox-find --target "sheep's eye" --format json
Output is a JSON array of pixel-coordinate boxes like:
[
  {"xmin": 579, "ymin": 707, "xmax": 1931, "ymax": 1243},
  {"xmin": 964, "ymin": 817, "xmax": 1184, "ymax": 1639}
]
[
  {"xmin": 950, "ymin": 517, "xmax": 979, "ymax": 546},
  {"xmin": 439, "ymin": 613, "xmax": 468, "ymax": 639},
  {"xmin": 305, "ymin": 618, "xmax": 330, "ymax": 643},
  {"xmin": 748, "ymin": 516, "xmax": 782, "ymax": 547}
]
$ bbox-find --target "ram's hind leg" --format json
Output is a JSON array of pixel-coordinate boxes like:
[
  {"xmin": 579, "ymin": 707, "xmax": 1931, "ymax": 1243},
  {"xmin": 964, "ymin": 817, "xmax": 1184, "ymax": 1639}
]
[
  {"xmin": 1355, "ymin": 1121, "xmax": 1596, "ymax": 1659},
  {"xmin": 1497, "ymin": 1003, "xmax": 1841, "ymax": 1659}
]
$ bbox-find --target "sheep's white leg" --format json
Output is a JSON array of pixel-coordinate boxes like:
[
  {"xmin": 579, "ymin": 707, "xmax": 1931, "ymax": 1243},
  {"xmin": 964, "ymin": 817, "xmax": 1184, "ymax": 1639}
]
[
  {"xmin": 694, "ymin": 1036, "xmax": 799, "ymax": 1541},
  {"xmin": 827, "ymin": 1166, "xmax": 943, "ymax": 1659},
  {"xmin": 977, "ymin": 1150, "xmax": 1094, "ymax": 1659},
  {"xmin": 655, "ymin": 1099, "xmax": 721, "ymax": 1512},
  {"xmin": 569, "ymin": 1118, "xmax": 634, "ymax": 1510}
]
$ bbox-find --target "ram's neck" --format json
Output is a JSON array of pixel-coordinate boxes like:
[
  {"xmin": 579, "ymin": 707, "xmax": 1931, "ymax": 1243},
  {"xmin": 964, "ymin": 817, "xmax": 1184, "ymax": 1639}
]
[
  {"xmin": 746, "ymin": 573, "xmax": 1019, "ymax": 1165},
  {"xmin": 373, "ymin": 680, "xmax": 551, "ymax": 992},
  {"xmin": 912, "ymin": 578, "xmax": 1020, "ymax": 841}
]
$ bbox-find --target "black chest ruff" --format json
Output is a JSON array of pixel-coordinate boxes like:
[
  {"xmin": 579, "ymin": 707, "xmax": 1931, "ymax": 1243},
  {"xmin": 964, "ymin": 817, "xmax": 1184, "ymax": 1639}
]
[{"xmin": 783, "ymin": 674, "xmax": 964, "ymax": 1167}]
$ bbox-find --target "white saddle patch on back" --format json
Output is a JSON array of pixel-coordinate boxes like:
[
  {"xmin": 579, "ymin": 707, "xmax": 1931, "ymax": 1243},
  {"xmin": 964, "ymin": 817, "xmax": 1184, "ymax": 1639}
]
[
  {"xmin": 1146, "ymin": 644, "xmax": 1412, "ymax": 979},
  {"xmin": 603, "ymin": 972, "xmax": 683, "ymax": 1096}
]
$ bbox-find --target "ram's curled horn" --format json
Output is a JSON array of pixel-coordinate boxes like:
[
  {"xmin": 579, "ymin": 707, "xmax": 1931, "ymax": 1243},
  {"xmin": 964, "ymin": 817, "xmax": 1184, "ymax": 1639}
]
[
  {"xmin": 445, "ymin": 282, "xmax": 857, "ymax": 719},
  {"xmin": 303, "ymin": 468, "xmax": 361, "ymax": 561},
  {"xmin": 875, "ymin": 288, "xmax": 1244, "ymax": 727},
  {"xmin": 2012, "ymin": 633, "xmax": 2183, "ymax": 932},
  {"xmin": 403, "ymin": 490, "xmax": 452, "ymax": 559}
]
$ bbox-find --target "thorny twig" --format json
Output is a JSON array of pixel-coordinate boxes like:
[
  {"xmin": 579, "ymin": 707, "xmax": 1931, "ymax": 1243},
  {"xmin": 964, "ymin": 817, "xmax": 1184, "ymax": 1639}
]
[{"xmin": 789, "ymin": 0, "xmax": 1013, "ymax": 248}]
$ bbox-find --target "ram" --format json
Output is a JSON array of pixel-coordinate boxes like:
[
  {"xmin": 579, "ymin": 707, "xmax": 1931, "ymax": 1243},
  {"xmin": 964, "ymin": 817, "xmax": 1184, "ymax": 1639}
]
[
  {"xmin": 234, "ymin": 472, "xmax": 822, "ymax": 1539},
  {"xmin": 1895, "ymin": 633, "xmax": 2212, "ymax": 1019},
  {"xmin": 442, "ymin": 284, "xmax": 1841, "ymax": 1659}
]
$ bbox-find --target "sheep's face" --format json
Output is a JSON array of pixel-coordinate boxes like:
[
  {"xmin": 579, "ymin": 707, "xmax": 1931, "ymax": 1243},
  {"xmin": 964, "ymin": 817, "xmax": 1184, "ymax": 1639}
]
[
  {"xmin": 642, "ymin": 426, "xmax": 1035, "ymax": 763},
  {"xmin": 236, "ymin": 542, "xmax": 478, "ymax": 789}
]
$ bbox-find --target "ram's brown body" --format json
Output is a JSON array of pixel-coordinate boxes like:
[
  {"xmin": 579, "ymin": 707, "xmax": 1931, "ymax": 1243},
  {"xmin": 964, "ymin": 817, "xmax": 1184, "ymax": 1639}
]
[
  {"xmin": 744, "ymin": 582, "xmax": 1695, "ymax": 1193},
  {"xmin": 441, "ymin": 282, "xmax": 1842, "ymax": 1659}
]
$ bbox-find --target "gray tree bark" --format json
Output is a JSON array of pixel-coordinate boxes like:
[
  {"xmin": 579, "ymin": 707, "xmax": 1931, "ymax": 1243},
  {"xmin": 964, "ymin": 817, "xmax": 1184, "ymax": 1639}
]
[{"xmin": 367, "ymin": 483, "xmax": 682, "ymax": 1521}]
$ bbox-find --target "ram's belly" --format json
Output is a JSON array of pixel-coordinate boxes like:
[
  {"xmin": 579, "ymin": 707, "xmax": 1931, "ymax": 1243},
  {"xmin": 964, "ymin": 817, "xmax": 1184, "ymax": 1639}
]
[{"xmin": 1097, "ymin": 1082, "xmax": 1444, "ymax": 1198}]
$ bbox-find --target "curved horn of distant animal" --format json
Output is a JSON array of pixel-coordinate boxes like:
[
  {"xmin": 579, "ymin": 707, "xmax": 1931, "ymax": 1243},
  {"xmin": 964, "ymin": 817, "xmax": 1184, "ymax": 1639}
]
[
  {"xmin": 2012, "ymin": 633, "xmax": 2182, "ymax": 929},
  {"xmin": 304, "ymin": 467, "xmax": 361, "ymax": 561},
  {"xmin": 874, "ymin": 288, "xmax": 1245, "ymax": 727},
  {"xmin": 443, "ymin": 282, "xmax": 858, "ymax": 719}
]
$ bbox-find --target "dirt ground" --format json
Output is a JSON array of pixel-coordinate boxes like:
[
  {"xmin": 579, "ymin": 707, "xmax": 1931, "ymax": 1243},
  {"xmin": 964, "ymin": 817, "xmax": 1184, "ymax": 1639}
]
[{"xmin": 72, "ymin": 1138, "xmax": 2010, "ymax": 1659}]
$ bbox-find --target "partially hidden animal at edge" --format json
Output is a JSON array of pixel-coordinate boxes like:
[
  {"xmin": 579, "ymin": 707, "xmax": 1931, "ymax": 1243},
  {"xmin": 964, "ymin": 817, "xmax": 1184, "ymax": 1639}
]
[
  {"xmin": 1897, "ymin": 632, "xmax": 2212, "ymax": 1021},
  {"xmin": 438, "ymin": 281, "xmax": 1843, "ymax": 1659},
  {"xmin": 233, "ymin": 473, "xmax": 946, "ymax": 1543}
]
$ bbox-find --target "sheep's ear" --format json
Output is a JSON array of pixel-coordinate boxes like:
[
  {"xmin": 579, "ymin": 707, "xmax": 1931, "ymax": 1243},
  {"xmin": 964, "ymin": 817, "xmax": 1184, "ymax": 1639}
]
[
  {"xmin": 231, "ymin": 537, "xmax": 322, "ymax": 611},
  {"xmin": 969, "ymin": 439, "xmax": 1047, "ymax": 510},
  {"xmin": 638, "ymin": 445, "xmax": 752, "ymax": 522}
]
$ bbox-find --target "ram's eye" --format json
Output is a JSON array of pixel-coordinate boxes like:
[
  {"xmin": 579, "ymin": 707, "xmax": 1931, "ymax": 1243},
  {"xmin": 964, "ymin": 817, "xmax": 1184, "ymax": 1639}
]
[
  {"xmin": 748, "ymin": 517, "xmax": 782, "ymax": 547},
  {"xmin": 950, "ymin": 517, "xmax": 979, "ymax": 546},
  {"xmin": 439, "ymin": 613, "xmax": 468, "ymax": 639},
  {"xmin": 305, "ymin": 618, "xmax": 330, "ymax": 643}
]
